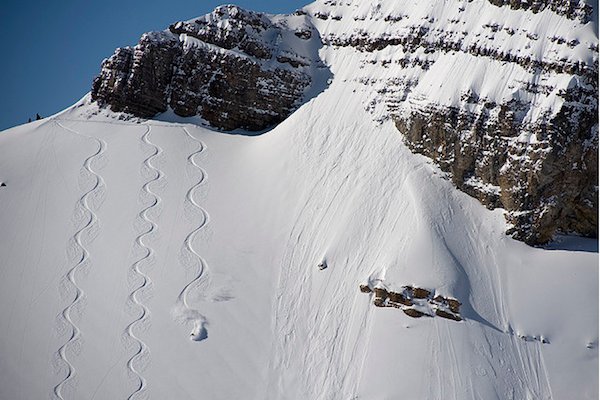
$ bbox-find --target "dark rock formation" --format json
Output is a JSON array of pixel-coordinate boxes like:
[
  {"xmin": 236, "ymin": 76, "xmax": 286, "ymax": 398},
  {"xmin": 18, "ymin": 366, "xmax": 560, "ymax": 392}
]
[
  {"xmin": 446, "ymin": 298, "xmax": 461, "ymax": 314},
  {"xmin": 92, "ymin": 5, "xmax": 321, "ymax": 131},
  {"xmin": 413, "ymin": 287, "xmax": 431, "ymax": 299},
  {"xmin": 359, "ymin": 284, "xmax": 372, "ymax": 293},
  {"xmin": 484, "ymin": 0, "xmax": 593, "ymax": 22},
  {"xmin": 395, "ymin": 81, "xmax": 598, "ymax": 245},
  {"xmin": 403, "ymin": 308, "xmax": 427, "ymax": 318},
  {"xmin": 364, "ymin": 284, "xmax": 462, "ymax": 321},
  {"xmin": 435, "ymin": 309, "xmax": 462, "ymax": 321},
  {"xmin": 92, "ymin": 33, "xmax": 180, "ymax": 118}
]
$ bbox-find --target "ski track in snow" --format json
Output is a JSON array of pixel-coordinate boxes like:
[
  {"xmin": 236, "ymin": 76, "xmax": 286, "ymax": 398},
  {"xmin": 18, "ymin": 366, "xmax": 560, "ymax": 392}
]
[
  {"xmin": 125, "ymin": 126, "xmax": 162, "ymax": 400},
  {"xmin": 175, "ymin": 127, "xmax": 210, "ymax": 342},
  {"xmin": 53, "ymin": 122, "xmax": 106, "ymax": 400}
]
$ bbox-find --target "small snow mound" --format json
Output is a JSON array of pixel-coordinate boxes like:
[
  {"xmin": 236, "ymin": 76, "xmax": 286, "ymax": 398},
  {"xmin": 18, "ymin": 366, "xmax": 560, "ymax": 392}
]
[
  {"xmin": 172, "ymin": 305, "xmax": 209, "ymax": 343},
  {"xmin": 190, "ymin": 321, "xmax": 208, "ymax": 342}
]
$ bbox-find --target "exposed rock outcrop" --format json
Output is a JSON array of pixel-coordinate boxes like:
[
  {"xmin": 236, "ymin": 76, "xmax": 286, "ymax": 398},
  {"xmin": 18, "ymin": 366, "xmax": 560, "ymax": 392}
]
[
  {"xmin": 484, "ymin": 0, "xmax": 593, "ymax": 22},
  {"xmin": 92, "ymin": 5, "xmax": 323, "ymax": 131},
  {"xmin": 308, "ymin": 0, "xmax": 598, "ymax": 245},
  {"xmin": 395, "ymin": 89, "xmax": 598, "ymax": 244},
  {"xmin": 363, "ymin": 284, "xmax": 463, "ymax": 321}
]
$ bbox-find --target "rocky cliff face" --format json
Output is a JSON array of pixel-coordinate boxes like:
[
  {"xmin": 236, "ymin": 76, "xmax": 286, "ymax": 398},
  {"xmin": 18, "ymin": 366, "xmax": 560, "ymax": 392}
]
[
  {"xmin": 91, "ymin": 5, "xmax": 323, "ymax": 131},
  {"xmin": 485, "ymin": 0, "xmax": 593, "ymax": 22},
  {"xmin": 305, "ymin": 0, "xmax": 598, "ymax": 245},
  {"xmin": 394, "ymin": 83, "xmax": 597, "ymax": 244},
  {"xmin": 90, "ymin": 1, "xmax": 598, "ymax": 245}
]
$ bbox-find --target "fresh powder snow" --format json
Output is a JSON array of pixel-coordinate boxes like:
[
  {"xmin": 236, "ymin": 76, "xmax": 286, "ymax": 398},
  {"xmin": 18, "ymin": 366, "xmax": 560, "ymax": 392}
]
[{"xmin": 0, "ymin": 1, "xmax": 597, "ymax": 399}]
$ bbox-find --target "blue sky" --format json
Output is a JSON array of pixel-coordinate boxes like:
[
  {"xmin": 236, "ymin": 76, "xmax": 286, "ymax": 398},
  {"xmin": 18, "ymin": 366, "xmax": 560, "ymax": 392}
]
[{"xmin": 0, "ymin": 0, "xmax": 308, "ymax": 130}]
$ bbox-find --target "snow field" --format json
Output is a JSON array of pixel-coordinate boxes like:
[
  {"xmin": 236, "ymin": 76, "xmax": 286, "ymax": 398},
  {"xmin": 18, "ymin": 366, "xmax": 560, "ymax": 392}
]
[{"xmin": 0, "ymin": 1, "xmax": 597, "ymax": 397}]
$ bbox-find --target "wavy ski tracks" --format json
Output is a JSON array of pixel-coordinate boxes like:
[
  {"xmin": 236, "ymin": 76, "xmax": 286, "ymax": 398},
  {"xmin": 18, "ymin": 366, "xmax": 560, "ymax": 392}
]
[
  {"xmin": 54, "ymin": 122, "xmax": 106, "ymax": 400},
  {"xmin": 125, "ymin": 126, "xmax": 162, "ymax": 399},
  {"xmin": 177, "ymin": 127, "xmax": 211, "ymax": 342}
]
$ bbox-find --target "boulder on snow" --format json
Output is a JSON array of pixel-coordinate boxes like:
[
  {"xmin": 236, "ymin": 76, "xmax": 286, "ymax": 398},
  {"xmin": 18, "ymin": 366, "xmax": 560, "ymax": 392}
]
[
  {"xmin": 435, "ymin": 309, "xmax": 462, "ymax": 321},
  {"xmin": 362, "ymin": 283, "xmax": 462, "ymax": 321},
  {"xmin": 373, "ymin": 287, "xmax": 389, "ymax": 307},
  {"xmin": 413, "ymin": 287, "xmax": 431, "ymax": 299},
  {"xmin": 403, "ymin": 308, "xmax": 426, "ymax": 318},
  {"xmin": 446, "ymin": 298, "xmax": 461, "ymax": 314},
  {"xmin": 359, "ymin": 284, "xmax": 372, "ymax": 293},
  {"xmin": 388, "ymin": 291, "xmax": 413, "ymax": 306}
]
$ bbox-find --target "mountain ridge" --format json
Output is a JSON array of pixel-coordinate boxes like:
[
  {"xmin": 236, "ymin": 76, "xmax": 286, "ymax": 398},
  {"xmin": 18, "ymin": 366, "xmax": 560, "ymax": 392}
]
[{"xmin": 90, "ymin": 0, "xmax": 598, "ymax": 245}]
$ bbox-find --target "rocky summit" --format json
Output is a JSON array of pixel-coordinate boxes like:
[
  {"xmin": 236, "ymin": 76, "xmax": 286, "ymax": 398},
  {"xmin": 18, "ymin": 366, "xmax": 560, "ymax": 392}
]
[
  {"xmin": 90, "ymin": 0, "xmax": 598, "ymax": 246},
  {"xmin": 91, "ymin": 5, "xmax": 324, "ymax": 131}
]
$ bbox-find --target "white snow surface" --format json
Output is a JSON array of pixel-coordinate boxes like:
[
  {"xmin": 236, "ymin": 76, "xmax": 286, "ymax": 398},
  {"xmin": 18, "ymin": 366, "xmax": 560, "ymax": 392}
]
[{"xmin": 0, "ymin": 2, "xmax": 598, "ymax": 400}]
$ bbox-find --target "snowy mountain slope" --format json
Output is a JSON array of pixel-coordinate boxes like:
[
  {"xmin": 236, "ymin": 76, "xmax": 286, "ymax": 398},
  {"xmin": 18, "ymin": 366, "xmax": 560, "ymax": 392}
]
[
  {"xmin": 1, "ymin": 75, "xmax": 598, "ymax": 400},
  {"xmin": 0, "ymin": 1, "xmax": 598, "ymax": 400}
]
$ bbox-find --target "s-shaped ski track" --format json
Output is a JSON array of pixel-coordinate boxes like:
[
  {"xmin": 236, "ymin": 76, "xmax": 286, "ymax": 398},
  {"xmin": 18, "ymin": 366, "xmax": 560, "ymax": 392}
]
[
  {"xmin": 125, "ymin": 125, "xmax": 163, "ymax": 400},
  {"xmin": 177, "ymin": 127, "xmax": 211, "ymax": 342},
  {"xmin": 53, "ymin": 122, "xmax": 106, "ymax": 399}
]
